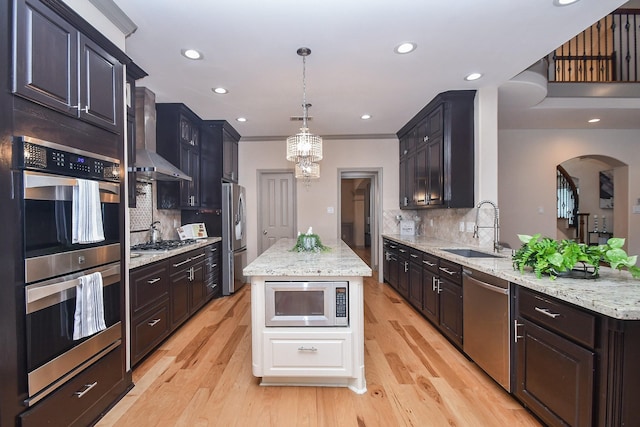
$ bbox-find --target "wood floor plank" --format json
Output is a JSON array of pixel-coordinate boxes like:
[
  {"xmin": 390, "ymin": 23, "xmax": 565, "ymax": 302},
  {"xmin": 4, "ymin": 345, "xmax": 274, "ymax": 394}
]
[{"xmin": 97, "ymin": 274, "xmax": 542, "ymax": 427}]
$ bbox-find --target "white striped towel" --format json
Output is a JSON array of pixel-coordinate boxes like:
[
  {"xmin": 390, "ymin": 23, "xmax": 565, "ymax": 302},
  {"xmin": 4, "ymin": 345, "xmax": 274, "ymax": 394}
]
[
  {"xmin": 72, "ymin": 179, "xmax": 105, "ymax": 244},
  {"xmin": 73, "ymin": 272, "xmax": 107, "ymax": 340}
]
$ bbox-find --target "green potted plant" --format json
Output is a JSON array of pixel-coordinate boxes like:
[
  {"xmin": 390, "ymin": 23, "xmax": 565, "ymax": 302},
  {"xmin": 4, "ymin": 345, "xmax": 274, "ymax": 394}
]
[{"xmin": 512, "ymin": 234, "xmax": 640, "ymax": 280}]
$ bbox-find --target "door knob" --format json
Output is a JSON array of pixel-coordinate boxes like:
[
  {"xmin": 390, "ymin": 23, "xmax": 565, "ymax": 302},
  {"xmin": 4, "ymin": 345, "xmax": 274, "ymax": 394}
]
[{"xmin": 263, "ymin": 230, "xmax": 267, "ymax": 235}]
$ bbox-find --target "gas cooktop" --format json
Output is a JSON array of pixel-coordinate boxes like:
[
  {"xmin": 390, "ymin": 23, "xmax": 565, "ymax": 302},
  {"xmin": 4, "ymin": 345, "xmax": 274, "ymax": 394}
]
[{"xmin": 130, "ymin": 239, "xmax": 198, "ymax": 252}]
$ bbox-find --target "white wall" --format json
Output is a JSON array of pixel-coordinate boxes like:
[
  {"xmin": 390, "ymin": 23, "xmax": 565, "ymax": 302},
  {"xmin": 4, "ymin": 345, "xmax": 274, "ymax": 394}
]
[
  {"xmin": 239, "ymin": 137, "xmax": 399, "ymax": 264},
  {"xmin": 499, "ymin": 129, "xmax": 640, "ymax": 255}
]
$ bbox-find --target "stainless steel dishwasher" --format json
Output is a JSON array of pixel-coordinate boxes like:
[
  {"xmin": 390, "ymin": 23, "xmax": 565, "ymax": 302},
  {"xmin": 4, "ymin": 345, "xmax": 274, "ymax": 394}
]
[{"xmin": 462, "ymin": 267, "xmax": 511, "ymax": 391}]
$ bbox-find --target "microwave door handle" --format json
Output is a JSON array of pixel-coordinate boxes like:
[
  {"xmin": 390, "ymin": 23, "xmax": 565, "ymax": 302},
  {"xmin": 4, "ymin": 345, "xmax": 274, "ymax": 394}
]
[
  {"xmin": 23, "ymin": 172, "xmax": 119, "ymax": 199},
  {"xmin": 26, "ymin": 264, "xmax": 120, "ymax": 305}
]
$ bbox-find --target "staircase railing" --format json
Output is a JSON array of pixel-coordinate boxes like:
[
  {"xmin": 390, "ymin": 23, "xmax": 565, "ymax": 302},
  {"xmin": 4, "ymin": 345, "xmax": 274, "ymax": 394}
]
[
  {"xmin": 549, "ymin": 9, "xmax": 639, "ymax": 83},
  {"xmin": 557, "ymin": 165, "xmax": 578, "ymax": 230}
]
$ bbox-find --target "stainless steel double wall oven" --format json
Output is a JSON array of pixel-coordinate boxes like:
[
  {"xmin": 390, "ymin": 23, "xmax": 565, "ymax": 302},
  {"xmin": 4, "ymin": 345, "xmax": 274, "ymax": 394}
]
[{"xmin": 16, "ymin": 136, "xmax": 122, "ymax": 406}]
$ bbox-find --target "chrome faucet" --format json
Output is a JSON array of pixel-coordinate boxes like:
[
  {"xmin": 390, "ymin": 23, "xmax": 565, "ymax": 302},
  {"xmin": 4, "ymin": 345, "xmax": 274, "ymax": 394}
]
[{"xmin": 473, "ymin": 200, "xmax": 501, "ymax": 252}]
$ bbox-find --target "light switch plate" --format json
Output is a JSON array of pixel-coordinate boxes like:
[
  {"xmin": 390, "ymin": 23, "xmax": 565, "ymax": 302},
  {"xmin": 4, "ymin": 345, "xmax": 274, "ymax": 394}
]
[{"xmin": 633, "ymin": 205, "xmax": 640, "ymax": 214}]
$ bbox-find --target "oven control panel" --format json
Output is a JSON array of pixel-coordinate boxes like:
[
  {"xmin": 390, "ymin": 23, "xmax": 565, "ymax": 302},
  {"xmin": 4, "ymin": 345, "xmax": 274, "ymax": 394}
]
[
  {"xmin": 15, "ymin": 136, "xmax": 120, "ymax": 182},
  {"xmin": 336, "ymin": 287, "xmax": 348, "ymax": 322}
]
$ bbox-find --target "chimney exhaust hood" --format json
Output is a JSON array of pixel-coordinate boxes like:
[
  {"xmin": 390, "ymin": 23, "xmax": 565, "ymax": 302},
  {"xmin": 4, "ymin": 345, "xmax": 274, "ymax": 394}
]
[{"xmin": 130, "ymin": 87, "xmax": 192, "ymax": 182}]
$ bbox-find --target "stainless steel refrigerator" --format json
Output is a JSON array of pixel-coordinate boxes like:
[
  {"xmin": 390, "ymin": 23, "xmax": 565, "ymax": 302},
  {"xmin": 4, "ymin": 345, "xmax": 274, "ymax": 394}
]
[{"xmin": 222, "ymin": 182, "xmax": 247, "ymax": 295}]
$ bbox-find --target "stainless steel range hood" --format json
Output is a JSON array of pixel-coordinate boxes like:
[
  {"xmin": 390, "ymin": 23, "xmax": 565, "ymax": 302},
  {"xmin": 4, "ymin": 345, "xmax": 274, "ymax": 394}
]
[{"xmin": 130, "ymin": 87, "xmax": 192, "ymax": 182}]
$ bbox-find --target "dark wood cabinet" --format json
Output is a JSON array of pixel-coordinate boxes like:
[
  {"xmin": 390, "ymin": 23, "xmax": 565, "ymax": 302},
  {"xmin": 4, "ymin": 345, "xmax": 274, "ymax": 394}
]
[
  {"xmin": 223, "ymin": 129, "xmax": 239, "ymax": 182},
  {"xmin": 396, "ymin": 245, "xmax": 410, "ymax": 299},
  {"xmin": 156, "ymin": 103, "xmax": 202, "ymax": 209},
  {"xmin": 438, "ymin": 275, "xmax": 463, "ymax": 348},
  {"xmin": 129, "ymin": 243, "xmax": 218, "ymax": 366},
  {"xmin": 205, "ymin": 242, "xmax": 222, "ymax": 299},
  {"xmin": 20, "ymin": 346, "xmax": 125, "ymax": 427},
  {"xmin": 407, "ymin": 250, "xmax": 423, "ymax": 310},
  {"xmin": 514, "ymin": 287, "xmax": 596, "ymax": 427},
  {"xmin": 13, "ymin": 0, "xmax": 122, "ymax": 133},
  {"xmin": 199, "ymin": 122, "xmax": 223, "ymax": 209},
  {"xmin": 397, "ymin": 91, "xmax": 475, "ymax": 209},
  {"xmin": 419, "ymin": 252, "xmax": 440, "ymax": 325}
]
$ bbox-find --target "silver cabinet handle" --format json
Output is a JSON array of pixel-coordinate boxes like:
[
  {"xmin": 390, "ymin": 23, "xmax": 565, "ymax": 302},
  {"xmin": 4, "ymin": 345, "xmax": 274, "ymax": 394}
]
[
  {"xmin": 423, "ymin": 260, "xmax": 436, "ymax": 267},
  {"xmin": 514, "ymin": 320, "xmax": 524, "ymax": 343},
  {"xmin": 410, "ymin": 254, "xmax": 418, "ymax": 258},
  {"xmin": 439, "ymin": 267, "xmax": 457, "ymax": 276},
  {"xmin": 534, "ymin": 307, "xmax": 561, "ymax": 319},
  {"xmin": 147, "ymin": 277, "xmax": 161, "ymax": 285},
  {"xmin": 298, "ymin": 346, "xmax": 317, "ymax": 352},
  {"xmin": 148, "ymin": 318, "xmax": 161, "ymax": 327},
  {"xmin": 74, "ymin": 381, "xmax": 97, "ymax": 398},
  {"xmin": 404, "ymin": 261, "xmax": 409, "ymax": 273},
  {"xmin": 173, "ymin": 258, "xmax": 192, "ymax": 268},
  {"xmin": 399, "ymin": 248, "xmax": 407, "ymax": 253},
  {"xmin": 191, "ymin": 253, "xmax": 206, "ymax": 260},
  {"xmin": 188, "ymin": 267, "xmax": 195, "ymax": 281}
]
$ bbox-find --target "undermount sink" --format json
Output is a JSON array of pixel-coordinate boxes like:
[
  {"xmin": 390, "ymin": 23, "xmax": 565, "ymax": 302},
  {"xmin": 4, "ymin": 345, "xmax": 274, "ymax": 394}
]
[{"xmin": 441, "ymin": 248, "xmax": 501, "ymax": 258}]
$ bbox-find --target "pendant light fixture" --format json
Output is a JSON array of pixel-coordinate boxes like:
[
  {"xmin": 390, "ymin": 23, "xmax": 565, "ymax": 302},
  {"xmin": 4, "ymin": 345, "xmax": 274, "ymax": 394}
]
[{"xmin": 286, "ymin": 47, "xmax": 322, "ymax": 179}]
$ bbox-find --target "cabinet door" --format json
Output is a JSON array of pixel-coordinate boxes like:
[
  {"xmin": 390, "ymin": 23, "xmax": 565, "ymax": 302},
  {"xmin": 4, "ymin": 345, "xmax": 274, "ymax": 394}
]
[
  {"xmin": 426, "ymin": 135, "xmax": 444, "ymax": 206},
  {"xmin": 438, "ymin": 279, "xmax": 463, "ymax": 347},
  {"xmin": 205, "ymin": 244, "xmax": 221, "ymax": 299},
  {"xmin": 222, "ymin": 131, "xmax": 239, "ymax": 182},
  {"xmin": 13, "ymin": 0, "xmax": 78, "ymax": 116},
  {"xmin": 179, "ymin": 143, "xmax": 200, "ymax": 208},
  {"xmin": 397, "ymin": 258, "xmax": 409, "ymax": 298},
  {"xmin": 414, "ymin": 145, "xmax": 428, "ymax": 205},
  {"xmin": 515, "ymin": 318, "xmax": 594, "ymax": 427},
  {"xmin": 408, "ymin": 260, "xmax": 423, "ymax": 310},
  {"xmin": 388, "ymin": 252, "xmax": 399, "ymax": 290},
  {"xmin": 170, "ymin": 267, "xmax": 191, "ymax": 328},
  {"xmin": 399, "ymin": 155, "xmax": 415, "ymax": 208},
  {"xmin": 130, "ymin": 263, "xmax": 169, "ymax": 317},
  {"xmin": 78, "ymin": 35, "xmax": 122, "ymax": 132},
  {"xmin": 382, "ymin": 241, "xmax": 391, "ymax": 283},
  {"xmin": 189, "ymin": 259, "xmax": 207, "ymax": 313},
  {"xmin": 421, "ymin": 268, "xmax": 439, "ymax": 325}
]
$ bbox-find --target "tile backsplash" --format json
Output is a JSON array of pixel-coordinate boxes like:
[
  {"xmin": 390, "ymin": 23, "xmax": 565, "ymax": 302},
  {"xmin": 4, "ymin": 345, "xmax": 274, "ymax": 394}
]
[
  {"xmin": 383, "ymin": 207, "xmax": 497, "ymax": 250},
  {"xmin": 129, "ymin": 181, "xmax": 181, "ymax": 245}
]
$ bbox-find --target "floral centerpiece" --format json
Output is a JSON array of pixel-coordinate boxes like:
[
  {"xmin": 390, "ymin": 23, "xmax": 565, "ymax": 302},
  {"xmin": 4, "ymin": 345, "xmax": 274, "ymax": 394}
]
[
  {"xmin": 291, "ymin": 227, "xmax": 330, "ymax": 253},
  {"xmin": 512, "ymin": 234, "xmax": 640, "ymax": 280}
]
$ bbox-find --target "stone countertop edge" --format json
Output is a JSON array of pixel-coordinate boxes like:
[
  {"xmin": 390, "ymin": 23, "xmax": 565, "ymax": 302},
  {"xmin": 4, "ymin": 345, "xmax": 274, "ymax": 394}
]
[
  {"xmin": 244, "ymin": 239, "xmax": 372, "ymax": 278},
  {"xmin": 382, "ymin": 234, "xmax": 640, "ymax": 321},
  {"xmin": 128, "ymin": 237, "xmax": 222, "ymax": 270}
]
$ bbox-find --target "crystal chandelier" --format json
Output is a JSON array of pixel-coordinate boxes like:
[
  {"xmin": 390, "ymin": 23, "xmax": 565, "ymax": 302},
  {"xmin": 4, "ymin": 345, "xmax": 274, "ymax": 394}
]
[{"xmin": 286, "ymin": 47, "xmax": 322, "ymax": 177}]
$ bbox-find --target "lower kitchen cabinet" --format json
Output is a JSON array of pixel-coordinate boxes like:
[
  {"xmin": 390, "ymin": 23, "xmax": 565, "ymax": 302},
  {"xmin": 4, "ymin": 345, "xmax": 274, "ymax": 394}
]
[
  {"xmin": 382, "ymin": 239, "xmax": 462, "ymax": 349},
  {"xmin": 262, "ymin": 330, "xmax": 353, "ymax": 377},
  {"xmin": 129, "ymin": 243, "xmax": 219, "ymax": 366},
  {"xmin": 20, "ymin": 346, "xmax": 125, "ymax": 427}
]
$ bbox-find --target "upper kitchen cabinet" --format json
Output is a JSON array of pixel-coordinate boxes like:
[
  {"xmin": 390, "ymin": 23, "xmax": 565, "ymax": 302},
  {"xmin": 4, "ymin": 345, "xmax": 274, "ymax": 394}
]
[
  {"xmin": 201, "ymin": 120, "xmax": 241, "ymax": 206},
  {"xmin": 397, "ymin": 91, "xmax": 475, "ymax": 209},
  {"xmin": 156, "ymin": 103, "xmax": 201, "ymax": 209},
  {"xmin": 13, "ymin": 0, "xmax": 123, "ymax": 134}
]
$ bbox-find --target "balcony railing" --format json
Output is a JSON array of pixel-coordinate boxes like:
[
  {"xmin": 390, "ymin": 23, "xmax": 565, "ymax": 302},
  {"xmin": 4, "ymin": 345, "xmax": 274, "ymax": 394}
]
[{"xmin": 549, "ymin": 9, "xmax": 639, "ymax": 83}]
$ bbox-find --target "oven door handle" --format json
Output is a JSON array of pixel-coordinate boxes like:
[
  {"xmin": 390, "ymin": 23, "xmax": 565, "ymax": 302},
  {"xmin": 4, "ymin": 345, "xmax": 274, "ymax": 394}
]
[
  {"xmin": 24, "ymin": 171, "xmax": 120, "ymax": 201},
  {"xmin": 26, "ymin": 264, "xmax": 120, "ymax": 307}
]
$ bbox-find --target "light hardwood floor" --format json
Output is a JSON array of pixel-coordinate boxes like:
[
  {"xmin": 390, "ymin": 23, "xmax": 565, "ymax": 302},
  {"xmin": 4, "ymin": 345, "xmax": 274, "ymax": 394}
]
[{"xmin": 97, "ymin": 273, "xmax": 541, "ymax": 427}]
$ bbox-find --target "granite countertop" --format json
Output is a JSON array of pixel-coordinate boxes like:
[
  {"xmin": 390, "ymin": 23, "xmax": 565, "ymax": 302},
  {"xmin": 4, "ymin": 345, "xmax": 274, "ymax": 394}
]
[
  {"xmin": 244, "ymin": 238, "xmax": 372, "ymax": 277},
  {"xmin": 383, "ymin": 234, "xmax": 640, "ymax": 320},
  {"xmin": 128, "ymin": 237, "xmax": 222, "ymax": 270}
]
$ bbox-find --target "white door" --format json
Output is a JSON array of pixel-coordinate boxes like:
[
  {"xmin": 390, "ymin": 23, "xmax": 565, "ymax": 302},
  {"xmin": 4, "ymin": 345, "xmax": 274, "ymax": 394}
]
[{"xmin": 258, "ymin": 171, "xmax": 296, "ymax": 255}]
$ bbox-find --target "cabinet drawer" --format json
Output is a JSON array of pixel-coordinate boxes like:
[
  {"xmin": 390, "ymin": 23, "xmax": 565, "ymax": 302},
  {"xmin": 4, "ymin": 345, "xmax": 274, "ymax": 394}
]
[
  {"xmin": 409, "ymin": 248, "xmax": 423, "ymax": 263},
  {"xmin": 20, "ymin": 346, "xmax": 123, "ymax": 427},
  {"xmin": 518, "ymin": 288, "xmax": 596, "ymax": 349},
  {"xmin": 397, "ymin": 244, "xmax": 409, "ymax": 258},
  {"xmin": 169, "ymin": 248, "xmax": 206, "ymax": 273},
  {"xmin": 263, "ymin": 332, "xmax": 352, "ymax": 377},
  {"xmin": 421, "ymin": 252, "xmax": 439, "ymax": 273},
  {"xmin": 439, "ymin": 259, "xmax": 462, "ymax": 284},
  {"xmin": 131, "ymin": 301, "xmax": 171, "ymax": 365},
  {"xmin": 130, "ymin": 262, "xmax": 169, "ymax": 315}
]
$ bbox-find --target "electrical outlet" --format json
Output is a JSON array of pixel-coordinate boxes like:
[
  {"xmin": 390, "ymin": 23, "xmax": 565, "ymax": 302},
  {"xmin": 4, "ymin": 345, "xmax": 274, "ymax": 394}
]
[
  {"xmin": 327, "ymin": 207, "xmax": 334, "ymax": 214},
  {"xmin": 459, "ymin": 222, "xmax": 465, "ymax": 232}
]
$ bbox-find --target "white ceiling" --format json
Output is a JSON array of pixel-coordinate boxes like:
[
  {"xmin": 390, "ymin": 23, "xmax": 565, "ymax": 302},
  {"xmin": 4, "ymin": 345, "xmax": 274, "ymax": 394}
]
[{"xmin": 113, "ymin": 0, "xmax": 638, "ymax": 139}]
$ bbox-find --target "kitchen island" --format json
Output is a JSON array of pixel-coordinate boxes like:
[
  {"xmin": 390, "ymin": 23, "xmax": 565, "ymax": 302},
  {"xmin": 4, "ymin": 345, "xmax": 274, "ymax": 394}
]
[{"xmin": 244, "ymin": 238, "xmax": 372, "ymax": 393}]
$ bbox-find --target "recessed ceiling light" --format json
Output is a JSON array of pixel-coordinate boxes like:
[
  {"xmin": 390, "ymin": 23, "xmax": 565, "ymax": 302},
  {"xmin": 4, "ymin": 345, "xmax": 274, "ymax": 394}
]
[
  {"xmin": 465, "ymin": 72, "xmax": 483, "ymax": 81},
  {"xmin": 554, "ymin": 0, "xmax": 580, "ymax": 6},
  {"xmin": 236, "ymin": 117, "xmax": 247, "ymax": 122},
  {"xmin": 181, "ymin": 49, "xmax": 202, "ymax": 60},
  {"xmin": 212, "ymin": 87, "xmax": 228, "ymax": 94},
  {"xmin": 588, "ymin": 118, "xmax": 600, "ymax": 123},
  {"xmin": 361, "ymin": 114, "xmax": 371, "ymax": 120},
  {"xmin": 394, "ymin": 42, "xmax": 417, "ymax": 54}
]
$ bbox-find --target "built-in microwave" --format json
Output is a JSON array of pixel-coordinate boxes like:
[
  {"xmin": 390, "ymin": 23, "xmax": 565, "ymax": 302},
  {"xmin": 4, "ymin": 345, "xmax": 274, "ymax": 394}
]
[{"xmin": 265, "ymin": 281, "xmax": 348, "ymax": 327}]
